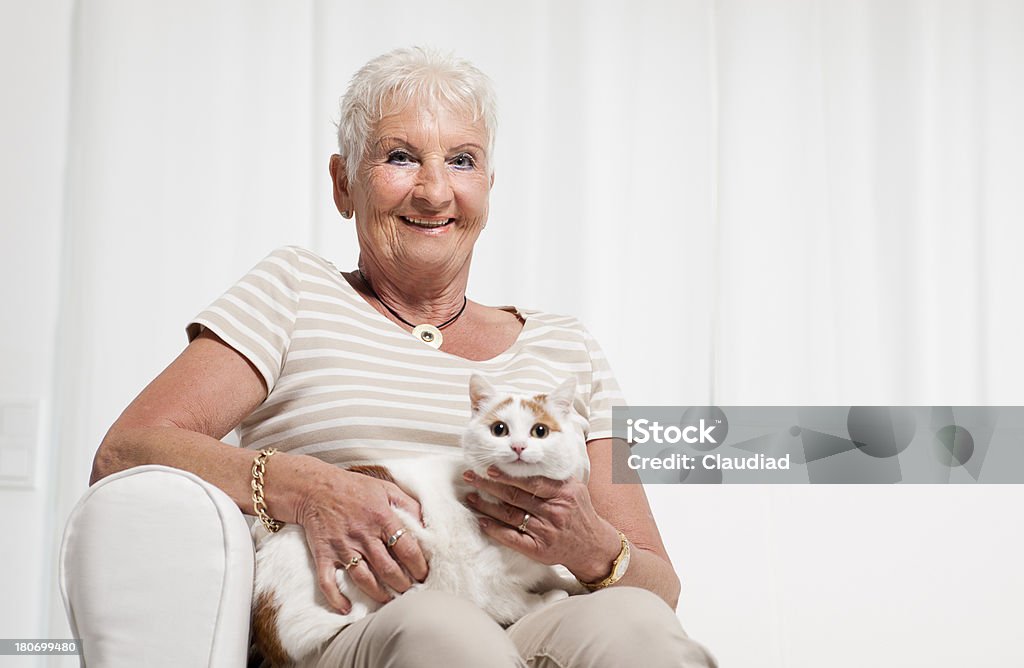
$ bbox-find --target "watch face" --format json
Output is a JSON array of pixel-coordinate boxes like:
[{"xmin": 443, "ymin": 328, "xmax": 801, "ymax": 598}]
[{"xmin": 613, "ymin": 550, "xmax": 631, "ymax": 579}]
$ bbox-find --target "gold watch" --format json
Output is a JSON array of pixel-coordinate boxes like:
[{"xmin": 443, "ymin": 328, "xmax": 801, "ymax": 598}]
[{"xmin": 579, "ymin": 531, "xmax": 631, "ymax": 591}]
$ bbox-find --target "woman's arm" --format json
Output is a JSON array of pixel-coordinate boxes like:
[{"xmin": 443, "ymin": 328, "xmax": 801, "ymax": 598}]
[
  {"xmin": 91, "ymin": 330, "xmax": 429, "ymax": 611},
  {"xmin": 584, "ymin": 437, "xmax": 681, "ymax": 608}
]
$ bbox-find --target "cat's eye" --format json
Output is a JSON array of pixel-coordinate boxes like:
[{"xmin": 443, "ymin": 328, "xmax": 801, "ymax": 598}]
[
  {"xmin": 491, "ymin": 422, "xmax": 508, "ymax": 437},
  {"xmin": 530, "ymin": 424, "xmax": 549, "ymax": 438}
]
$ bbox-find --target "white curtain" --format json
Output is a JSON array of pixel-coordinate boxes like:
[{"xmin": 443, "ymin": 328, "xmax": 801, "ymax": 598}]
[
  {"xmin": 17, "ymin": 1, "xmax": 1024, "ymax": 665},
  {"xmin": 713, "ymin": 0, "xmax": 1024, "ymax": 406}
]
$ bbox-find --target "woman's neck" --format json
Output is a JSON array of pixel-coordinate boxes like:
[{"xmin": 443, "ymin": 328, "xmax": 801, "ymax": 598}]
[{"xmin": 356, "ymin": 258, "xmax": 470, "ymax": 326}]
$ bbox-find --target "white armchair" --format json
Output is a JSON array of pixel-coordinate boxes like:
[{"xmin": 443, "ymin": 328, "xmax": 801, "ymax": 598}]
[{"xmin": 59, "ymin": 465, "xmax": 255, "ymax": 667}]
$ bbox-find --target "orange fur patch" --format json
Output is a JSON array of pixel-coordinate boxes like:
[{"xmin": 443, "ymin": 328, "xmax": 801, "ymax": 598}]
[
  {"xmin": 482, "ymin": 397, "xmax": 514, "ymax": 423},
  {"xmin": 521, "ymin": 397, "xmax": 562, "ymax": 432},
  {"xmin": 252, "ymin": 591, "xmax": 290, "ymax": 667},
  {"xmin": 347, "ymin": 464, "xmax": 396, "ymax": 483}
]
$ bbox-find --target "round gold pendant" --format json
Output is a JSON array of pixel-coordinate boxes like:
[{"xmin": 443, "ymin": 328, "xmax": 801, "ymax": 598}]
[{"xmin": 411, "ymin": 324, "xmax": 443, "ymax": 349}]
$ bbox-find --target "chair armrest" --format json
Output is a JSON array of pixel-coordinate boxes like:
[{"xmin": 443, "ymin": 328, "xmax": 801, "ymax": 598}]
[{"xmin": 60, "ymin": 465, "xmax": 254, "ymax": 667}]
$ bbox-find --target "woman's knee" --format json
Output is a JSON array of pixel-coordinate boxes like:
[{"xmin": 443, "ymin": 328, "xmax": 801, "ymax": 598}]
[
  {"xmin": 371, "ymin": 590, "xmax": 522, "ymax": 667},
  {"xmin": 512, "ymin": 587, "xmax": 716, "ymax": 668},
  {"xmin": 588, "ymin": 588, "xmax": 716, "ymax": 667},
  {"xmin": 572, "ymin": 587, "xmax": 683, "ymax": 640}
]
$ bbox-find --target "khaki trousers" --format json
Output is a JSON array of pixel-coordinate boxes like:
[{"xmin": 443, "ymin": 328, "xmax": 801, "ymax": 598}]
[{"xmin": 303, "ymin": 587, "xmax": 717, "ymax": 668}]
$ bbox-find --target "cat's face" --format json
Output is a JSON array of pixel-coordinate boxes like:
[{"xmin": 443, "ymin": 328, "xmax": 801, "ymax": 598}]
[{"xmin": 461, "ymin": 375, "xmax": 584, "ymax": 480}]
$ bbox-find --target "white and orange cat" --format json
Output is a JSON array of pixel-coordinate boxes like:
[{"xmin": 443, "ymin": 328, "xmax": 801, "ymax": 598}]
[{"xmin": 252, "ymin": 375, "xmax": 588, "ymax": 665}]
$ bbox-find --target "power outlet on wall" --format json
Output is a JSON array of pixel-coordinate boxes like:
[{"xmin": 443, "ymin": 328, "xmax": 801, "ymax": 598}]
[{"xmin": 0, "ymin": 400, "xmax": 39, "ymax": 488}]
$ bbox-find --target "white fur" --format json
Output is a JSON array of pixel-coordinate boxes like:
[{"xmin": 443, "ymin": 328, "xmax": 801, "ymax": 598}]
[{"xmin": 252, "ymin": 376, "xmax": 587, "ymax": 664}]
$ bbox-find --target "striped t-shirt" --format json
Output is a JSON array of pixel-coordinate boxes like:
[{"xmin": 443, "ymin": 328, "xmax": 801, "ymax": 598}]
[{"xmin": 186, "ymin": 246, "xmax": 624, "ymax": 477}]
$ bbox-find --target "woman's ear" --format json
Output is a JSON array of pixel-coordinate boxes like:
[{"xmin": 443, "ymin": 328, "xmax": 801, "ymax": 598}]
[{"xmin": 329, "ymin": 154, "xmax": 354, "ymax": 218}]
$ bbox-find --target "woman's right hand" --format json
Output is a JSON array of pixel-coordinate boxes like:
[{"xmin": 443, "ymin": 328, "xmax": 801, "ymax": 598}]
[{"xmin": 293, "ymin": 459, "xmax": 429, "ymax": 613}]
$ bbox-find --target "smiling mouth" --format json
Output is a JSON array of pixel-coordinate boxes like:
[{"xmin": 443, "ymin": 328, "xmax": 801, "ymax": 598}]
[{"xmin": 401, "ymin": 216, "xmax": 454, "ymax": 229}]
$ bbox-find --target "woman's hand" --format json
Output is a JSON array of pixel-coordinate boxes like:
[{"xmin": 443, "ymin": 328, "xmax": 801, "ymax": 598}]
[
  {"xmin": 462, "ymin": 466, "xmax": 622, "ymax": 584},
  {"xmin": 294, "ymin": 460, "xmax": 429, "ymax": 613}
]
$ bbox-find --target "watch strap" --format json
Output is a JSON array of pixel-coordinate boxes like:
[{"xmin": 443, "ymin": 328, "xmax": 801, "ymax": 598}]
[{"xmin": 579, "ymin": 530, "xmax": 631, "ymax": 591}]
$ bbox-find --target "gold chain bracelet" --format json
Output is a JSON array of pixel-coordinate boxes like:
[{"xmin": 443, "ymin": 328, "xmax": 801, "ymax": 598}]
[{"xmin": 251, "ymin": 448, "xmax": 284, "ymax": 533}]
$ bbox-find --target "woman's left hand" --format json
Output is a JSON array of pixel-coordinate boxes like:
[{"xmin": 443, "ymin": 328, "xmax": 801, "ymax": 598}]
[{"xmin": 462, "ymin": 466, "xmax": 622, "ymax": 584}]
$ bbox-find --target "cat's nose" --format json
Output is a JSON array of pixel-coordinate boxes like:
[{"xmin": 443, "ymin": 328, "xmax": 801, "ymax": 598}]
[{"xmin": 511, "ymin": 443, "xmax": 527, "ymax": 455}]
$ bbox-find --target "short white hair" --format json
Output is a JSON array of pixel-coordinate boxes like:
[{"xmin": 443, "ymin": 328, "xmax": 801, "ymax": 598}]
[{"xmin": 336, "ymin": 47, "xmax": 498, "ymax": 183}]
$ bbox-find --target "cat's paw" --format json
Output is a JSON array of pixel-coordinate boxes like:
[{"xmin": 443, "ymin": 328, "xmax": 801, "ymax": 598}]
[
  {"xmin": 333, "ymin": 568, "xmax": 346, "ymax": 593},
  {"xmin": 333, "ymin": 569, "xmax": 389, "ymax": 620}
]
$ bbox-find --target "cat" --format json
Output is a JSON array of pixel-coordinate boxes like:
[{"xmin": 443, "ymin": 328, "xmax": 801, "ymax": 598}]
[{"xmin": 251, "ymin": 374, "xmax": 588, "ymax": 666}]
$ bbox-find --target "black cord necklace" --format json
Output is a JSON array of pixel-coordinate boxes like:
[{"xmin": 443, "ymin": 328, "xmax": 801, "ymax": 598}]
[{"xmin": 357, "ymin": 269, "xmax": 467, "ymax": 349}]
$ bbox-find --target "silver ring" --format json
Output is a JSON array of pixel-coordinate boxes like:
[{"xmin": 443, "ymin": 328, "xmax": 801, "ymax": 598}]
[
  {"xmin": 342, "ymin": 554, "xmax": 363, "ymax": 570},
  {"xmin": 386, "ymin": 527, "xmax": 407, "ymax": 548},
  {"xmin": 517, "ymin": 513, "xmax": 532, "ymax": 534}
]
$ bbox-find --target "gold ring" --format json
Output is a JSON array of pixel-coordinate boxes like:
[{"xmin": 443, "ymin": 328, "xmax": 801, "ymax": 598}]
[
  {"xmin": 342, "ymin": 555, "xmax": 362, "ymax": 570},
  {"xmin": 386, "ymin": 528, "xmax": 407, "ymax": 548},
  {"xmin": 517, "ymin": 513, "xmax": 531, "ymax": 533}
]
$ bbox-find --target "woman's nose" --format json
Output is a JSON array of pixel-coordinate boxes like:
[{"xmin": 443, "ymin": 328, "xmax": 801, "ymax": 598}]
[{"xmin": 412, "ymin": 160, "xmax": 453, "ymax": 210}]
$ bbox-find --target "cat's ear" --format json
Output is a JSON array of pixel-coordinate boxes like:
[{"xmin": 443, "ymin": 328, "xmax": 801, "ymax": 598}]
[
  {"xmin": 547, "ymin": 377, "xmax": 576, "ymax": 415},
  {"xmin": 469, "ymin": 374, "xmax": 497, "ymax": 413}
]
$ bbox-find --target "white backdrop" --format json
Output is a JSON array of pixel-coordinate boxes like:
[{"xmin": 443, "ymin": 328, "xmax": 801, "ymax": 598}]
[{"xmin": 2, "ymin": 1, "xmax": 1023, "ymax": 666}]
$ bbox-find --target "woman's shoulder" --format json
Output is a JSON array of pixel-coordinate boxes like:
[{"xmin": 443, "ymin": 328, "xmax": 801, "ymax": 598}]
[
  {"xmin": 513, "ymin": 307, "xmax": 587, "ymax": 332},
  {"xmin": 480, "ymin": 305, "xmax": 583, "ymax": 329},
  {"xmin": 257, "ymin": 245, "xmax": 350, "ymax": 287},
  {"xmin": 264, "ymin": 245, "xmax": 340, "ymax": 272},
  {"xmin": 516, "ymin": 310, "xmax": 609, "ymax": 357}
]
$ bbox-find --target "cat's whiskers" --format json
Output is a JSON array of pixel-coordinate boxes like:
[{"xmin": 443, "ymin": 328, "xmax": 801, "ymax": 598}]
[{"xmin": 465, "ymin": 449, "xmax": 503, "ymax": 470}]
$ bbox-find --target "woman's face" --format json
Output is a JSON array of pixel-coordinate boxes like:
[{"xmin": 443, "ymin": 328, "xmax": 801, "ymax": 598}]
[{"xmin": 335, "ymin": 101, "xmax": 493, "ymax": 277}]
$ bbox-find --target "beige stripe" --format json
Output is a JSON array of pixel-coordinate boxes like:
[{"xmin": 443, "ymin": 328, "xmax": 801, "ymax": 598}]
[
  {"xmin": 193, "ymin": 314, "xmax": 278, "ymax": 386},
  {"xmin": 245, "ymin": 386, "xmax": 471, "ymax": 423},
  {"xmin": 249, "ymin": 424, "xmax": 464, "ymax": 453},
  {"xmin": 272, "ymin": 368, "xmax": 472, "ymax": 392},
  {"xmin": 284, "ymin": 352, "xmax": 493, "ymax": 378},
  {"xmin": 246, "ymin": 403, "xmax": 470, "ymax": 443},
  {"xmin": 220, "ymin": 293, "xmax": 290, "ymax": 342},
  {"xmin": 310, "ymin": 446, "xmax": 461, "ymax": 466}
]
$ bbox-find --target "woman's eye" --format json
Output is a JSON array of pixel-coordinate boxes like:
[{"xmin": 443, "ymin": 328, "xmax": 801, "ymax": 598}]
[
  {"xmin": 530, "ymin": 424, "xmax": 549, "ymax": 439},
  {"xmin": 387, "ymin": 150, "xmax": 414, "ymax": 164},
  {"xmin": 450, "ymin": 153, "xmax": 476, "ymax": 169},
  {"xmin": 490, "ymin": 422, "xmax": 508, "ymax": 437}
]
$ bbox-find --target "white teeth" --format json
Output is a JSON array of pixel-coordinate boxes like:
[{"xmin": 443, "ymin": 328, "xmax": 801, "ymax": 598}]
[{"xmin": 403, "ymin": 216, "xmax": 452, "ymax": 228}]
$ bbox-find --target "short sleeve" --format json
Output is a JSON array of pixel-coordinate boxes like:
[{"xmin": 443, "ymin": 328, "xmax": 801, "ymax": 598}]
[
  {"xmin": 185, "ymin": 247, "xmax": 302, "ymax": 393},
  {"xmin": 580, "ymin": 325, "xmax": 626, "ymax": 441}
]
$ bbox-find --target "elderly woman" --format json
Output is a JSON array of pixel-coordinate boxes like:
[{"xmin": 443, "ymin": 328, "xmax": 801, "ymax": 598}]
[{"xmin": 90, "ymin": 47, "xmax": 716, "ymax": 667}]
